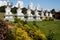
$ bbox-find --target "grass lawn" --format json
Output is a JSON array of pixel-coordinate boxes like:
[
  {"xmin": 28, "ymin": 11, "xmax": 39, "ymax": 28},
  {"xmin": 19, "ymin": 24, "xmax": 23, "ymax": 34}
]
[
  {"xmin": 27, "ymin": 21, "xmax": 60, "ymax": 40},
  {"xmin": 0, "ymin": 12, "xmax": 4, "ymax": 19}
]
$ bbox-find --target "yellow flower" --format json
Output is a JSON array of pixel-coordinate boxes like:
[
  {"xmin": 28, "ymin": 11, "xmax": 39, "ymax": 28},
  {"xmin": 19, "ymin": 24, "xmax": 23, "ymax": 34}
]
[{"xmin": 39, "ymin": 34, "xmax": 47, "ymax": 40}]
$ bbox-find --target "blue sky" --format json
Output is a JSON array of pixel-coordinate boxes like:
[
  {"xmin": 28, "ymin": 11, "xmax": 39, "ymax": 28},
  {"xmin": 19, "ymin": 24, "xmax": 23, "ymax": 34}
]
[{"xmin": 3, "ymin": 0, "xmax": 60, "ymax": 10}]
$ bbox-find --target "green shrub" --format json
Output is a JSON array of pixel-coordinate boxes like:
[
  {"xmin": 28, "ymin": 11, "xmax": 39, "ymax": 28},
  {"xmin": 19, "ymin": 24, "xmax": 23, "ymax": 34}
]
[
  {"xmin": 11, "ymin": 22, "xmax": 47, "ymax": 40},
  {"xmin": 14, "ymin": 17, "xmax": 19, "ymax": 23},
  {"xmin": 47, "ymin": 30, "xmax": 55, "ymax": 40},
  {"xmin": 29, "ymin": 26, "xmax": 47, "ymax": 40},
  {"xmin": 15, "ymin": 28, "xmax": 33, "ymax": 40},
  {"xmin": 14, "ymin": 17, "xmax": 24, "ymax": 23},
  {"xmin": 11, "ymin": 23, "xmax": 33, "ymax": 40},
  {"xmin": 43, "ymin": 17, "xmax": 54, "ymax": 21},
  {"xmin": 49, "ymin": 17, "xmax": 54, "ymax": 21}
]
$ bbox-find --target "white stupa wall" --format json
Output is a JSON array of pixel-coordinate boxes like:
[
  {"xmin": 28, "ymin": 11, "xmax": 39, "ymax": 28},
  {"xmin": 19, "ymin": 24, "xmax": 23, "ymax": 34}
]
[
  {"xmin": 17, "ymin": 8, "xmax": 24, "ymax": 19},
  {"xmin": 27, "ymin": 9, "xmax": 33, "ymax": 20},
  {"xmin": 49, "ymin": 13, "xmax": 52, "ymax": 17},
  {"xmin": 5, "ymin": 7, "xmax": 12, "ymax": 15},
  {"xmin": 35, "ymin": 10, "xmax": 40, "ymax": 20},
  {"xmin": 5, "ymin": 6, "xmax": 14, "ymax": 21},
  {"xmin": 46, "ymin": 12, "xmax": 49, "ymax": 17}
]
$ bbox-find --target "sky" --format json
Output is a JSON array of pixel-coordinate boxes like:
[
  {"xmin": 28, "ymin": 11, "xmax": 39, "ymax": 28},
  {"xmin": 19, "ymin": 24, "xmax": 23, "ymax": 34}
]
[{"xmin": 2, "ymin": 0, "xmax": 60, "ymax": 11}]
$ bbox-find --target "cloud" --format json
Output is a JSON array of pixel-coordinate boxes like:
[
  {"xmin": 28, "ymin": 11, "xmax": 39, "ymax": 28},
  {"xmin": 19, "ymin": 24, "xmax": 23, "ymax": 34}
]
[
  {"xmin": 3, "ymin": 1, "xmax": 7, "ymax": 6},
  {"xmin": 0, "ymin": 0, "xmax": 3, "ymax": 7}
]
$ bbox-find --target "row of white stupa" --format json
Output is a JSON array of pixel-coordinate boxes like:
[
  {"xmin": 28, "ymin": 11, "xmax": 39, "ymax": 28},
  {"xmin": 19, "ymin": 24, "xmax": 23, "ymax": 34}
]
[{"xmin": 4, "ymin": 0, "xmax": 52, "ymax": 21}]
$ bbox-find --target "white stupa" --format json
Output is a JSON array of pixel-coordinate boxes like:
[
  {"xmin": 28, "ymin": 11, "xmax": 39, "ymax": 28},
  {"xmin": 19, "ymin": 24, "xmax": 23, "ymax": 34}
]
[
  {"xmin": 17, "ymin": 2, "xmax": 24, "ymax": 20},
  {"xmin": 4, "ymin": 1, "xmax": 14, "ymax": 21},
  {"xmin": 27, "ymin": 9, "xmax": 33, "ymax": 20},
  {"xmin": 41, "ymin": 12, "xmax": 44, "ymax": 17},
  {"xmin": 45, "ymin": 9, "xmax": 52, "ymax": 17},
  {"xmin": 47, "ymin": 9, "xmax": 52, "ymax": 17},
  {"xmin": 49, "ymin": 12, "xmax": 52, "ymax": 17},
  {"xmin": 34, "ymin": 6, "xmax": 42, "ymax": 21},
  {"xmin": 27, "ymin": 4, "xmax": 33, "ymax": 21},
  {"xmin": 46, "ymin": 12, "xmax": 49, "ymax": 17}
]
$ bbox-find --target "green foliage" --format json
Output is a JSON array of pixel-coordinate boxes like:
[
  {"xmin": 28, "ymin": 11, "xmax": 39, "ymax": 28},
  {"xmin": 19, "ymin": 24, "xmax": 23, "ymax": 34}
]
[
  {"xmin": 11, "ymin": 7, "xmax": 18, "ymax": 13},
  {"xmin": 14, "ymin": 17, "xmax": 27, "ymax": 26},
  {"xmin": 22, "ymin": 21, "xmax": 27, "ymax": 26},
  {"xmin": 14, "ymin": 17, "xmax": 19, "ymax": 23},
  {"xmin": 31, "ymin": 10, "xmax": 35, "ymax": 15},
  {"xmin": 50, "ymin": 9, "xmax": 56, "ymax": 14},
  {"xmin": 29, "ymin": 26, "xmax": 47, "ymax": 40},
  {"xmin": 15, "ymin": 28, "xmax": 32, "ymax": 40},
  {"xmin": 11, "ymin": 23, "xmax": 33, "ymax": 40},
  {"xmin": 49, "ymin": 17, "xmax": 54, "ymax": 21},
  {"xmin": 47, "ymin": 30, "xmax": 55, "ymax": 40},
  {"xmin": 43, "ymin": 17, "xmax": 54, "ymax": 21},
  {"xmin": 0, "ymin": 12, "xmax": 4, "ymax": 19},
  {"xmin": 33, "ymin": 21, "xmax": 40, "ymax": 28},
  {"xmin": 14, "ymin": 17, "xmax": 24, "ymax": 23},
  {"xmin": 22, "ymin": 7, "xmax": 27, "ymax": 14},
  {"xmin": 0, "ymin": 6, "xmax": 6, "ymax": 12}
]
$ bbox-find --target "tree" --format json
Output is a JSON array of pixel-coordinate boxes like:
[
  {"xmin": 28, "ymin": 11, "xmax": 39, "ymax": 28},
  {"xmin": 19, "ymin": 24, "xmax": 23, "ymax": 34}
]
[
  {"xmin": 31, "ymin": 10, "xmax": 35, "ymax": 15},
  {"xmin": 0, "ymin": 6, "xmax": 6, "ymax": 12},
  {"xmin": 47, "ymin": 30, "xmax": 55, "ymax": 40},
  {"xmin": 22, "ymin": 7, "xmax": 27, "ymax": 14},
  {"xmin": 11, "ymin": 7, "xmax": 18, "ymax": 14},
  {"xmin": 50, "ymin": 9, "xmax": 56, "ymax": 14}
]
